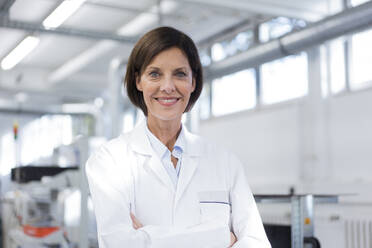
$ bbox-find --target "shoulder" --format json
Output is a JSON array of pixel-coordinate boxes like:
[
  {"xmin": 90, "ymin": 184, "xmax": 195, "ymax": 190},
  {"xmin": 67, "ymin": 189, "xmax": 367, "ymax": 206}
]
[
  {"xmin": 197, "ymin": 134, "xmax": 245, "ymax": 173},
  {"xmin": 86, "ymin": 133, "xmax": 132, "ymax": 174},
  {"xmin": 92, "ymin": 133, "xmax": 130, "ymax": 160},
  {"xmin": 183, "ymin": 129, "xmax": 226, "ymax": 156},
  {"xmin": 186, "ymin": 131, "xmax": 241, "ymax": 168},
  {"xmin": 85, "ymin": 134, "xmax": 135, "ymax": 193},
  {"xmin": 197, "ymin": 134, "xmax": 233, "ymax": 159}
]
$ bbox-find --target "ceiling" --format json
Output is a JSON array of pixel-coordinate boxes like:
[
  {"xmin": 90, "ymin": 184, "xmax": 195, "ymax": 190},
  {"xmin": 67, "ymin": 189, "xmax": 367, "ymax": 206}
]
[{"xmin": 0, "ymin": 0, "xmax": 333, "ymax": 108}]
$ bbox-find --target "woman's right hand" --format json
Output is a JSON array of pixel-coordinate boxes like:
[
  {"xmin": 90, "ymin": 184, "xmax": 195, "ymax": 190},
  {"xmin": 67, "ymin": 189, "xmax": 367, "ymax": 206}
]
[
  {"xmin": 230, "ymin": 231, "xmax": 237, "ymax": 247},
  {"xmin": 130, "ymin": 213, "xmax": 143, "ymax": 230}
]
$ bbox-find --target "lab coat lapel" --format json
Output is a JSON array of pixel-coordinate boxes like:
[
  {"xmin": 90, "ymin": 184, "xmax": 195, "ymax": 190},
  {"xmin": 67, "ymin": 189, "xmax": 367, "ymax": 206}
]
[
  {"xmin": 174, "ymin": 127, "xmax": 202, "ymax": 207},
  {"xmin": 146, "ymin": 151, "xmax": 175, "ymax": 193},
  {"xmin": 128, "ymin": 121, "xmax": 175, "ymax": 192},
  {"xmin": 175, "ymin": 155, "xmax": 198, "ymax": 206}
]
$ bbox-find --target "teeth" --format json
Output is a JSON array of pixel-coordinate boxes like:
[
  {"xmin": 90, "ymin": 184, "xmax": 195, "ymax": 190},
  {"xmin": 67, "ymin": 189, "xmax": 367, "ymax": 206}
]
[{"xmin": 158, "ymin": 98, "xmax": 177, "ymax": 103}]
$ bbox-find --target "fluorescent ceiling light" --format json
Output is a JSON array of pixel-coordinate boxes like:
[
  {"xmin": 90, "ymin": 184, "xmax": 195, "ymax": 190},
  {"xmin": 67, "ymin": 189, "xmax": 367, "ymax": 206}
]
[
  {"xmin": 43, "ymin": 0, "xmax": 86, "ymax": 28},
  {"xmin": 1, "ymin": 36, "xmax": 40, "ymax": 70}
]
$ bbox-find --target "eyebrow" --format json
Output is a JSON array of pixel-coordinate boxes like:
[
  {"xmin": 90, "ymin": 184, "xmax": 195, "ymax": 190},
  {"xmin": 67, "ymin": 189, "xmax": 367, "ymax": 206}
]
[{"xmin": 146, "ymin": 66, "xmax": 188, "ymax": 71}]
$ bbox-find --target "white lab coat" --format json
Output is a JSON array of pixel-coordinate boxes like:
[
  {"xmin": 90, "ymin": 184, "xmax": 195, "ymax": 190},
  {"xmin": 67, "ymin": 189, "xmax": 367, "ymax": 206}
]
[{"xmin": 85, "ymin": 121, "xmax": 271, "ymax": 248}]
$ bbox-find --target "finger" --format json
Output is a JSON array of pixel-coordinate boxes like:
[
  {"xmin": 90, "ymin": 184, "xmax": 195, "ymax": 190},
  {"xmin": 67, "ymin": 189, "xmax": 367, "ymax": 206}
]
[
  {"xmin": 130, "ymin": 213, "xmax": 136, "ymax": 222},
  {"xmin": 130, "ymin": 213, "xmax": 140, "ymax": 225},
  {"xmin": 230, "ymin": 232, "xmax": 237, "ymax": 247},
  {"xmin": 130, "ymin": 213, "xmax": 143, "ymax": 229},
  {"xmin": 130, "ymin": 213, "xmax": 138, "ymax": 229}
]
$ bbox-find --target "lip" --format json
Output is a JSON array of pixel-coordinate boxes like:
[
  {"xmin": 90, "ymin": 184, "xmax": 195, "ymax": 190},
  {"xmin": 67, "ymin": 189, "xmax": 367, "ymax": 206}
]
[{"xmin": 154, "ymin": 97, "xmax": 180, "ymax": 107}]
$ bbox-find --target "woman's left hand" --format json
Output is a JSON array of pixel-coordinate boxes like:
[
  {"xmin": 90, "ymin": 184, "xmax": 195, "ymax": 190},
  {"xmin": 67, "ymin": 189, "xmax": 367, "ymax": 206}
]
[
  {"xmin": 229, "ymin": 232, "xmax": 237, "ymax": 247},
  {"xmin": 130, "ymin": 213, "xmax": 144, "ymax": 229}
]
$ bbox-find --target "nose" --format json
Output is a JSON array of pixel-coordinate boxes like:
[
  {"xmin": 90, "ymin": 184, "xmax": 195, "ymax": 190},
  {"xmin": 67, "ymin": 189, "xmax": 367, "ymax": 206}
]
[{"xmin": 160, "ymin": 75, "xmax": 176, "ymax": 94}]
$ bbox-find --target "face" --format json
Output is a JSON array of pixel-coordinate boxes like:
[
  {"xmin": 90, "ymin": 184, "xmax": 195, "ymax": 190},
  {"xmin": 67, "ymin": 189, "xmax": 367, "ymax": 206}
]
[{"xmin": 136, "ymin": 47, "xmax": 195, "ymax": 123}]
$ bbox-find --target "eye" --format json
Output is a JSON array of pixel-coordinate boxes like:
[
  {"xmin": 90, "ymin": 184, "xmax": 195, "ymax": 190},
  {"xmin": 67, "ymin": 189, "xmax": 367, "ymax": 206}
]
[
  {"xmin": 175, "ymin": 71, "xmax": 187, "ymax": 77},
  {"xmin": 149, "ymin": 71, "xmax": 160, "ymax": 78}
]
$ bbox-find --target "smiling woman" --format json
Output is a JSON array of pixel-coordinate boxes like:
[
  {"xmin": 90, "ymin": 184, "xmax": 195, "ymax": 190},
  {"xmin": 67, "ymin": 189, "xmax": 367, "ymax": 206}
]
[{"xmin": 85, "ymin": 26, "xmax": 271, "ymax": 248}]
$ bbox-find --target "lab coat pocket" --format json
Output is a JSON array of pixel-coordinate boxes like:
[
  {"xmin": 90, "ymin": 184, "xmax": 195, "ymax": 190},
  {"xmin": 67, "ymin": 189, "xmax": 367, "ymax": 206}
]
[{"xmin": 198, "ymin": 190, "xmax": 230, "ymax": 225}]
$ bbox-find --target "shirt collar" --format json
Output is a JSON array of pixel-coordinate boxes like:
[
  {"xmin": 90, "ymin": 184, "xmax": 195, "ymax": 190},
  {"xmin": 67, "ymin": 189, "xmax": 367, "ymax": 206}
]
[
  {"xmin": 145, "ymin": 123, "xmax": 185, "ymax": 159},
  {"xmin": 127, "ymin": 120, "xmax": 202, "ymax": 157}
]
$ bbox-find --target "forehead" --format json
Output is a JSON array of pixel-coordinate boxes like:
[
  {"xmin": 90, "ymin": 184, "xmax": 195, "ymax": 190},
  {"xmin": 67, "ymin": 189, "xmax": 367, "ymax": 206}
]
[{"xmin": 147, "ymin": 47, "xmax": 190, "ymax": 69}]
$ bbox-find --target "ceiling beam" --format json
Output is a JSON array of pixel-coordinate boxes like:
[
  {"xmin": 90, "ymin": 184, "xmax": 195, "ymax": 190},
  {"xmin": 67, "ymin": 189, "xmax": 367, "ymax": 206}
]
[
  {"xmin": 0, "ymin": 19, "xmax": 138, "ymax": 43},
  {"xmin": 47, "ymin": 41, "xmax": 129, "ymax": 84},
  {"xmin": 0, "ymin": 67, "xmax": 107, "ymax": 99}
]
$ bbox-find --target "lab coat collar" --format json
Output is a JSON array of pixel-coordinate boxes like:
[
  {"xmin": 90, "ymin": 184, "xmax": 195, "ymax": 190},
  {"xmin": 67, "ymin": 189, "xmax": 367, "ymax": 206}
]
[
  {"xmin": 127, "ymin": 120, "xmax": 201, "ymax": 195},
  {"xmin": 128, "ymin": 120, "xmax": 202, "ymax": 157}
]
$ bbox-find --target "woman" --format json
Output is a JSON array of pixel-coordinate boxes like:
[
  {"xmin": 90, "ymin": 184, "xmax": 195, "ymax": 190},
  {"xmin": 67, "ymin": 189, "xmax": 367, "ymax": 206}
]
[{"xmin": 86, "ymin": 26, "xmax": 271, "ymax": 248}]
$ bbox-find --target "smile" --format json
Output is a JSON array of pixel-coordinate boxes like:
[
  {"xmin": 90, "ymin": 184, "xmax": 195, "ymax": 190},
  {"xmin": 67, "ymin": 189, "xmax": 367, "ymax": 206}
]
[{"xmin": 155, "ymin": 97, "xmax": 180, "ymax": 106}]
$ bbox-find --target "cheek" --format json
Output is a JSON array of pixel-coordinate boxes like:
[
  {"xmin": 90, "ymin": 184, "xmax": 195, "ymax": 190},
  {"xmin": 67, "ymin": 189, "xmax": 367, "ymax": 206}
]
[
  {"xmin": 185, "ymin": 85, "xmax": 195, "ymax": 95},
  {"xmin": 143, "ymin": 93, "xmax": 154, "ymax": 103},
  {"xmin": 141, "ymin": 84, "xmax": 157, "ymax": 97}
]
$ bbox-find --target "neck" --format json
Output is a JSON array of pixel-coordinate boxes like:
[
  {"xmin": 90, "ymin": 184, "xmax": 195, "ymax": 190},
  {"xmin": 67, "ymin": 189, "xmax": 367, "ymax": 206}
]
[{"xmin": 147, "ymin": 116, "xmax": 182, "ymax": 151}]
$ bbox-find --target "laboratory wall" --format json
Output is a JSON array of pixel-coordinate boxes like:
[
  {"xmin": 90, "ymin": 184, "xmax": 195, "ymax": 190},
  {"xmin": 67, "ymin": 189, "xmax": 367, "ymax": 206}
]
[
  {"xmin": 200, "ymin": 103, "xmax": 301, "ymax": 189},
  {"xmin": 200, "ymin": 87, "xmax": 372, "ymax": 193}
]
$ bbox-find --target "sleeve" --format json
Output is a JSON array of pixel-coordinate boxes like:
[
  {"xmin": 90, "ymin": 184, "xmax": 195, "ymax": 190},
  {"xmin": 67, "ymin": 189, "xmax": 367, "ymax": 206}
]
[
  {"xmin": 228, "ymin": 153, "xmax": 272, "ymax": 248},
  {"xmin": 85, "ymin": 146, "xmax": 230, "ymax": 248}
]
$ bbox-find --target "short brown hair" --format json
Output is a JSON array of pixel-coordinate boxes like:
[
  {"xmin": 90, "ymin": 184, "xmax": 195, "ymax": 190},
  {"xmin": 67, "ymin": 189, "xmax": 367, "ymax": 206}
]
[{"xmin": 125, "ymin": 26, "xmax": 203, "ymax": 116}]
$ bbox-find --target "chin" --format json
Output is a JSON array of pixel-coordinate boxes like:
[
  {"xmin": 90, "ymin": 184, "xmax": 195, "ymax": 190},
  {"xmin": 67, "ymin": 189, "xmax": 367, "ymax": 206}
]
[{"xmin": 150, "ymin": 111, "xmax": 183, "ymax": 122}]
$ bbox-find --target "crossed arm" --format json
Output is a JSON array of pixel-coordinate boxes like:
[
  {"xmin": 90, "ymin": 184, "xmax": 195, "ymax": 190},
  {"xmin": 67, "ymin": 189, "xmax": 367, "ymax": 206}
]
[{"xmin": 130, "ymin": 213, "xmax": 237, "ymax": 247}]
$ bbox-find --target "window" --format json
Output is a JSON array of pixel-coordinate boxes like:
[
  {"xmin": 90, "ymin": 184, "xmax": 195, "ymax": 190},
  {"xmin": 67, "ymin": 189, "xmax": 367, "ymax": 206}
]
[
  {"xmin": 199, "ymin": 82, "xmax": 211, "ymax": 120},
  {"xmin": 199, "ymin": 48, "xmax": 212, "ymax": 67},
  {"xmin": 351, "ymin": 0, "xmax": 370, "ymax": 6},
  {"xmin": 233, "ymin": 31, "xmax": 254, "ymax": 52},
  {"xmin": 261, "ymin": 53, "xmax": 308, "ymax": 104},
  {"xmin": 320, "ymin": 45, "xmax": 330, "ymax": 98},
  {"xmin": 329, "ymin": 38, "xmax": 346, "ymax": 94},
  {"xmin": 212, "ymin": 69, "xmax": 256, "ymax": 116},
  {"xmin": 211, "ymin": 43, "xmax": 226, "ymax": 62},
  {"xmin": 21, "ymin": 115, "xmax": 73, "ymax": 165},
  {"xmin": 211, "ymin": 30, "xmax": 254, "ymax": 62},
  {"xmin": 259, "ymin": 17, "xmax": 306, "ymax": 43},
  {"xmin": 350, "ymin": 28, "xmax": 372, "ymax": 90}
]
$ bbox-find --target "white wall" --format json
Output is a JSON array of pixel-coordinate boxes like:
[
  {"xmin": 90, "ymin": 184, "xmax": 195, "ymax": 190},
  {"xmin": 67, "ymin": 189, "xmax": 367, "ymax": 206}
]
[
  {"xmin": 328, "ymin": 89, "xmax": 372, "ymax": 184},
  {"xmin": 199, "ymin": 87, "xmax": 372, "ymax": 194},
  {"xmin": 200, "ymin": 102, "xmax": 301, "ymax": 189}
]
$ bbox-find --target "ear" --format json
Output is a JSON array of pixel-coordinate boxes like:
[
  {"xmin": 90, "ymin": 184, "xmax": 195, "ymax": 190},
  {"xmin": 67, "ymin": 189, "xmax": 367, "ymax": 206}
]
[
  {"xmin": 191, "ymin": 78, "xmax": 196, "ymax": 92},
  {"xmin": 136, "ymin": 74, "xmax": 143, "ymax": 92}
]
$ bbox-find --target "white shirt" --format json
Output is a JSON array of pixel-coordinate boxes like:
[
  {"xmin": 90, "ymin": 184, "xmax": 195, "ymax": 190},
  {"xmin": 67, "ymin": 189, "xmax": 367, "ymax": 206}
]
[{"xmin": 145, "ymin": 124, "xmax": 184, "ymax": 188}]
